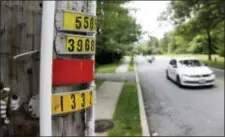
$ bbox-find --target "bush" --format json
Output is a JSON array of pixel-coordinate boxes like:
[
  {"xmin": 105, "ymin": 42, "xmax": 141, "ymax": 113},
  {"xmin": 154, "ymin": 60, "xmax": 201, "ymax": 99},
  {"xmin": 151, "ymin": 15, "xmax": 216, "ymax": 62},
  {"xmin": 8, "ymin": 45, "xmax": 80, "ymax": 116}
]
[
  {"xmin": 218, "ymin": 47, "xmax": 224, "ymax": 57},
  {"xmin": 95, "ymin": 51, "xmax": 124, "ymax": 65}
]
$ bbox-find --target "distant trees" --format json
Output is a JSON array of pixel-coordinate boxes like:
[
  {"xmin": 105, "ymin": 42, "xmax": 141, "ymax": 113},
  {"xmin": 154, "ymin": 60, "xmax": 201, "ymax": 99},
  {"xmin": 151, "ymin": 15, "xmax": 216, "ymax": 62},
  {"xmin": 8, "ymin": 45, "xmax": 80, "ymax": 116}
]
[{"xmin": 157, "ymin": 0, "xmax": 225, "ymax": 59}]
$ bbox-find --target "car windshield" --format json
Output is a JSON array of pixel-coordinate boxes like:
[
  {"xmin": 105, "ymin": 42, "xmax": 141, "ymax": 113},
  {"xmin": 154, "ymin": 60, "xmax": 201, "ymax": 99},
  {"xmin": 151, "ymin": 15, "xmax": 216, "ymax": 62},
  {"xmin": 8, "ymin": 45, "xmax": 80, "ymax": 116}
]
[{"xmin": 179, "ymin": 59, "xmax": 203, "ymax": 67}]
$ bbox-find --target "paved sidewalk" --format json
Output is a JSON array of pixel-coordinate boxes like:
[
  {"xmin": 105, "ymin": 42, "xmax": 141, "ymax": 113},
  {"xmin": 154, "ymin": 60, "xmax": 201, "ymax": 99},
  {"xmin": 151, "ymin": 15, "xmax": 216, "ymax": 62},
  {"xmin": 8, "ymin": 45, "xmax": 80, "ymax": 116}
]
[
  {"xmin": 95, "ymin": 56, "xmax": 130, "ymax": 136},
  {"xmin": 95, "ymin": 72, "xmax": 136, "ymax": 83}
]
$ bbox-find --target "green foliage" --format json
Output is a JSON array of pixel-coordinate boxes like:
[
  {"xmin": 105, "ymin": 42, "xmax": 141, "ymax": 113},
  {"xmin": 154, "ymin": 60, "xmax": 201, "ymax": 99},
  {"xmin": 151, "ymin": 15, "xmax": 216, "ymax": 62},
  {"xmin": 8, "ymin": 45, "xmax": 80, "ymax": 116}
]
[
  {"xmin": 128, "ymin": 56, "xmax": 134, "ymax": 72},
  {"xmin": 218, "ymin": 47, "xmax": 224, "ymax": 57},
  {"xmin": 212, "ymin": 22, "xmax": 225, "ymax": 57},
  {"xmin": 157, "ymin": 0, "xmax": 224, "ymax": 60},
  {"xmin": 158, "ymin": 33, "xmax": 170, "ymax": 54},
  {"xmin": 147, "ymin": 36, "xmax": 160, "ymax": 54},
  {"xmin": 96, "ymin": 2, "xmax": 142, "ymax": 65},
  {"xmin": 135, "ymin": 43, "xmax": 149, "ymax": 55},
  {"xmin": 187, "ymin": 34, "xmax": 208, "ymax": 54}
]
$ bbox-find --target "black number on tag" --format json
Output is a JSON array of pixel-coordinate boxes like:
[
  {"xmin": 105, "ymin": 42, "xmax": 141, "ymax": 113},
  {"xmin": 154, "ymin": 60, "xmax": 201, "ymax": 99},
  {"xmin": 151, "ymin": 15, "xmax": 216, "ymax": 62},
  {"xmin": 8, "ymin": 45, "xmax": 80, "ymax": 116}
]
[
  {"xmin": 81, "ymin": 93, "xmax": 85, "ymax": 108},
  {"xmin": 85, "ymin": 39, "xmax": 90, "ymax": 51},
  {"xmin": 89, "ymin": 92, "xmax": 92, "ymax": 105},
  {"xmin": 71, "ymin": 94, "xmax": 76, "ymax": 109},
  {"xmin": 84, "ymin": 16, "xmax": 89, "ymax": 29},
  {"xmin": 77, "ymin": 39, "xmax": 83, "ymax": 51},
  {"xmin": 91, "ymin": 40, "xmax": 94, "ymax": 51},
  {"xmin": 90, "ymin": 17, "xmax": 94, "ymax": 29},
  {"xmin": 60, "ymin": 96, "xmax": 64, "ymax": 111},
  {"xmin": 76, "ymin": 16, "xmax": 82, "ymax": 29},
  {"xmin": 68, "ymin": 39, "xmax": 75, "ymax": 52}
]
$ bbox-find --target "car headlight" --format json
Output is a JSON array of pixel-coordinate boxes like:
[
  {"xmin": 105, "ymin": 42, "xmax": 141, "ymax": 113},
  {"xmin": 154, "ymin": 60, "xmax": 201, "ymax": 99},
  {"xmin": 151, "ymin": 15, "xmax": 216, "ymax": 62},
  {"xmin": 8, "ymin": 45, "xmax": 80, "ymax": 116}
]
[{"xmin": 211, "ymin": 73, "xmax": 215, "ymax": 77}]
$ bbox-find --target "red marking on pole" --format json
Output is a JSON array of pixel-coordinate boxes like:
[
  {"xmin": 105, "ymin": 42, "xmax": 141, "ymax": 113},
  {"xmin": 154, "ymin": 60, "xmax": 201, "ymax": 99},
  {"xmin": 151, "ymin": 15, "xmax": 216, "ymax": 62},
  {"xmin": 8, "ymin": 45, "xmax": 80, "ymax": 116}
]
[{"xmin": 52, "ymin": 59, "xmax": 94, "ymax": 86}]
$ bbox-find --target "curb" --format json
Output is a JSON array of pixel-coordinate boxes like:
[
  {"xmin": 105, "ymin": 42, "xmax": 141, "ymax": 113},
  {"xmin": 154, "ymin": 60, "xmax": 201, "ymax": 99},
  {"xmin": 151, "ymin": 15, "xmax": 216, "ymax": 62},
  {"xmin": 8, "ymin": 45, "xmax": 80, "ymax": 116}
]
[{"xmin": 134, "ymin": 57, "xmax": 150, "ymax": 136}]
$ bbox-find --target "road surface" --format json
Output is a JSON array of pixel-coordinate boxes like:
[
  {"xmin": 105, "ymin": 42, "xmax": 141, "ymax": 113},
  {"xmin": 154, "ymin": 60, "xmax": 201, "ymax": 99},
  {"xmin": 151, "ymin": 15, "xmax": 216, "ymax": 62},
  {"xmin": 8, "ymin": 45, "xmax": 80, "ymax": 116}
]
[{"xmin": 136, "ymin": 55, "xmax": 224, "ymax": 136}]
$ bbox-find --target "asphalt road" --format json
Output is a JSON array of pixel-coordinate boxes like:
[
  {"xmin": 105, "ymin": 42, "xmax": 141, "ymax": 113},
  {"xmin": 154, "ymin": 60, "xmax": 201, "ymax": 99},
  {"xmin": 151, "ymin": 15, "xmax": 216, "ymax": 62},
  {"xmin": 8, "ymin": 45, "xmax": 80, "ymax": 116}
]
[{"xmin": 136, "ymin": 55, "xmax": 224, "ymax": 136}]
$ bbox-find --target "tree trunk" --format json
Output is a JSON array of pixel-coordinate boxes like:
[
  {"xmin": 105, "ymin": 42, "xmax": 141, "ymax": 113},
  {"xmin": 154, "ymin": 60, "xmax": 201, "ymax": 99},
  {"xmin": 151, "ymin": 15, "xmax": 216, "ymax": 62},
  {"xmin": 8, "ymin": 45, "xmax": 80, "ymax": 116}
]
[{"xmin": 207, "ymin": 29, "xmax": 212, "ymax": 61}]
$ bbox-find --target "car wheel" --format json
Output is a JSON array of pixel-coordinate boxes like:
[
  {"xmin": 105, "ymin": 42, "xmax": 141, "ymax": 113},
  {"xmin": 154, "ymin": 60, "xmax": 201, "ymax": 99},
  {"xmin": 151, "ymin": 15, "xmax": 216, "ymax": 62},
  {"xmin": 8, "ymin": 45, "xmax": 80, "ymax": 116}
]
[
  {"xmin": 166, "ymin": 70, "xmax": 170, "ymax": 80},
  {"xmin": 176, "ymin": 75, "xmax": 183, "ymax": 87}
]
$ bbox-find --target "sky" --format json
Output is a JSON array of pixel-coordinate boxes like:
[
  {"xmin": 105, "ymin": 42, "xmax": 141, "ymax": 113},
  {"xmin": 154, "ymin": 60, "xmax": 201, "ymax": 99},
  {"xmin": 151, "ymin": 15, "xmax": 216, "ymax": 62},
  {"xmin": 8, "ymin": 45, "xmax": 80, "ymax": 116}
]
[{"xmin": 123, "ymin": 1, "xmax": 174, "ymax": 42}]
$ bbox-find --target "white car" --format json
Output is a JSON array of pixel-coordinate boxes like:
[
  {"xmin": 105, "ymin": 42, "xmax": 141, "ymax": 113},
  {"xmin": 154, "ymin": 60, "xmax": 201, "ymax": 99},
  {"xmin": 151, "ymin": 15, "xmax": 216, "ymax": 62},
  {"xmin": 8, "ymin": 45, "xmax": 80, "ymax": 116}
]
[{"xmin": 166, "ymin": 57, "xmax": 216, "ymax": 87}]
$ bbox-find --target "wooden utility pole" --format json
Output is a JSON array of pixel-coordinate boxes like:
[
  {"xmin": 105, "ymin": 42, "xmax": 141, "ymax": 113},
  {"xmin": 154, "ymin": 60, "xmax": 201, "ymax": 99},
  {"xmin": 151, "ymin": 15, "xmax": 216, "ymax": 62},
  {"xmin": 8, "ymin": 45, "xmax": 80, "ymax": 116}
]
[
  {"xmin": 0, "ymin": 1, "xmax": 96, "ymax": 136},
  {"xmin": 50, "ymin": 1, "xmax": 96, "ymax": 136}
]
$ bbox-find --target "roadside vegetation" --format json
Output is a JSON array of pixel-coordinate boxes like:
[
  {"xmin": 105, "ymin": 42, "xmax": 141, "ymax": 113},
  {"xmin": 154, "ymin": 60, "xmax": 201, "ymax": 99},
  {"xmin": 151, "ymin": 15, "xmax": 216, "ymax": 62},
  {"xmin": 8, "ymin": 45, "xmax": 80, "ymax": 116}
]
[
  {"xmin": 96, "ymin": 56, "xmax": 126, "ymax": 73},
  {"xmin": 108, "ymin": 83, "xmax": 142, "ymax": 136},
  {"xmin": 96, "ymin": 63, "xmax": 120, "ymax": 73},
  {"xmin": 128, "ymin": 56, "xmax": 134, "ymax": 72},
  {"xmin": 135, "ymin": 1, "xmax": 224, "ymax": 67},
  {"xmin": 95, "ymin": 1, "xmax": 142, "ymax": 68}
]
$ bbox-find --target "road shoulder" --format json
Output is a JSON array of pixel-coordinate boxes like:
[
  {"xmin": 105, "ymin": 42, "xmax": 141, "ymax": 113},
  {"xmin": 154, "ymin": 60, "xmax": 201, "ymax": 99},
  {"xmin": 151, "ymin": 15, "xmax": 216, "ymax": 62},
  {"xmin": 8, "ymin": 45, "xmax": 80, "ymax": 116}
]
[{"xmin": 134, "ymin": 57, "xmax": 150, "ymax": 136}]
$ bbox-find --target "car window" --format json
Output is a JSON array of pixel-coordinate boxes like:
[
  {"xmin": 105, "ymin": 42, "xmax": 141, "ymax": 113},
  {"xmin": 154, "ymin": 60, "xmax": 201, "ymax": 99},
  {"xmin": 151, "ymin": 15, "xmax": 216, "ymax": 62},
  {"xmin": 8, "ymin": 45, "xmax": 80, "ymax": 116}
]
[
  {"xmin": 174, "ymin": 60, "xmax": 177, "ymax": 65},
  {"xmin": 179, "ymin": 59, "xmax": 203, "ymax": 67}
]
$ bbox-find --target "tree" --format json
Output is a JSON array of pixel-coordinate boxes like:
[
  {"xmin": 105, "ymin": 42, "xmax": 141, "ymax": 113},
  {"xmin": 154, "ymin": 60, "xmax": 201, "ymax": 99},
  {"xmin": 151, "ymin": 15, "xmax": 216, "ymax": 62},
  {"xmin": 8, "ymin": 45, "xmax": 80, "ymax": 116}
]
[
  {"xmin": 96, "ymin": 2, "xmax": 142, "ymax": 65},
  {"xmin": 147, "ymin": 35, "xmax": 159, "ymax": 54},
  {"xmin": 159, "ymin": 0, "xmax": 225, "ymax": 60},
  {"xmin": 158, "ymin": 33, "xmax": 170, "ymax": 54},
  {"xmin": 212, "ymin": 21, "xmax": 225, "ymax": 57}
]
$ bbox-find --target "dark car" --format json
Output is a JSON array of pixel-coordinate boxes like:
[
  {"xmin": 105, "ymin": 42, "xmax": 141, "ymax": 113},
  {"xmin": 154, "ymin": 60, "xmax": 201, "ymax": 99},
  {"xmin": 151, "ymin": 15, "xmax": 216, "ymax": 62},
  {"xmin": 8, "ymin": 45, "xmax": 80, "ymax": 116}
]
[{"xmin": 148, "ymin": 56, "xmax": 155, "ymax": 63}]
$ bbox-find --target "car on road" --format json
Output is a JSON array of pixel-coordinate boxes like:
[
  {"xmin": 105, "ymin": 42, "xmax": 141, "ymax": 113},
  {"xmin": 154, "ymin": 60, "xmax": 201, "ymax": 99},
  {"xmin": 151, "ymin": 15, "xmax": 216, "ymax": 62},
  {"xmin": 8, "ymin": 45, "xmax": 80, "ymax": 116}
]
[
  {"xmin": 147, "ymin": 55, "xmax": 155, "ymax": 63},
  {"xmin": 166, "ymin": 57, "xmax": 216, "ymax": 87}
]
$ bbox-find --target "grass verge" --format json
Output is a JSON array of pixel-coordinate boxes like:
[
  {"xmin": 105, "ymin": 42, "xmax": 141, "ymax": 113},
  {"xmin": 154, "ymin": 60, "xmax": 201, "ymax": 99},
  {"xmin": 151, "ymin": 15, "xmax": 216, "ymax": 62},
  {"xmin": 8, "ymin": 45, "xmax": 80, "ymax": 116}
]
[
  {"xmin": 128, "ymin": 57, "xmax": 134, "ymax": 72},
  {"xmin": 166, "ymin": 54, "xmax": 224, "ymax": 69},
  {"xmin": 96, "ymin": 63, "xmax": 120, "ymax": 73},
  {"xmin": 95, "ymin": 79, "xmax": 104, "ymax": 89},
  {"xmin": 108, "ymin": 83, "xmax": 142, "ymax": 136},
  {"xmin": 96, "ymin": 57, "xmax": 125, "ymax": 73}
]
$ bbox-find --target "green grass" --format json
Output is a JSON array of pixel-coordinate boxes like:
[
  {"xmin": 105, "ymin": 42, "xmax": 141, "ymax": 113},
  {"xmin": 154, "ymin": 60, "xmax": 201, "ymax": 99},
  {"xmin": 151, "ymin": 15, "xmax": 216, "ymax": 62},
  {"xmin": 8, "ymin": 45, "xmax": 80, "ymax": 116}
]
[
  {"xmin": 108, "ymin": 83, "xmax": 142, "ymax": 136},
  {"xmin": 96, "ymin": 63, "xmax": 120, "ymax": 73},
  {"xmin": 165, "ymin": 54, "xmax": 224, "ymax": 69},
  {"xmin": 128, "ymin": 57, "xmax": 134, "ymax": 72},
  {"xmin": 96, "ymin": 57, "xmax": 125, "ymax": 73},
  {"xmin": 95, "ymin": 79, "xmax": 104, "ymax": 89}
]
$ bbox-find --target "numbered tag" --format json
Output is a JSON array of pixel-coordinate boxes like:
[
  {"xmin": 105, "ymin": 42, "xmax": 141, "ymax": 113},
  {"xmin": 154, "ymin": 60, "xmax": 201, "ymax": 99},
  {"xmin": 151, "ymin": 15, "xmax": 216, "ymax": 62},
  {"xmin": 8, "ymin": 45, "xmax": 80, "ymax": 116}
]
[
  {"xmin": 56, "ymin": 10, "xmax": 97, "ymax": 33},
  {"xmin": 52, "ymin": 90, "xmax": 93, "ymax": 115},
  {"xmin": 55, "ymin": 34, "xmax": 95, "ymax": 54}
]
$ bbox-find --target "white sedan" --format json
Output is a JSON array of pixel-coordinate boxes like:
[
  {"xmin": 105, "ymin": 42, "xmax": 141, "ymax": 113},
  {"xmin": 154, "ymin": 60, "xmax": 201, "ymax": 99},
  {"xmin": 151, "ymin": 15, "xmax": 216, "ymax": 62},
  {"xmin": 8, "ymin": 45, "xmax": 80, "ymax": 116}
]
[{"xmin": 166, "ymin": 57, "xmax": 216, "ymax": 87}]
